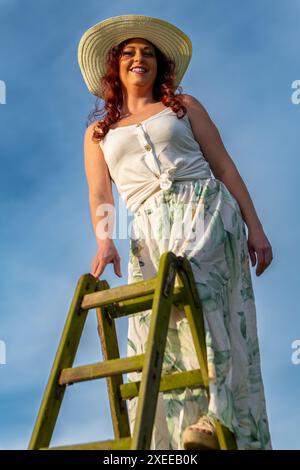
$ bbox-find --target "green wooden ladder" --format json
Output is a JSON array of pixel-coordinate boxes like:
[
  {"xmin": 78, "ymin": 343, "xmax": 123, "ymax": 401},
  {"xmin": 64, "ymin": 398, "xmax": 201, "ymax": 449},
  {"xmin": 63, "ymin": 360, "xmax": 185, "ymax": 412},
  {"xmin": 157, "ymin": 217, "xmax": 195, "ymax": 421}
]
[{"xmin": 28, "ymin": 251, "xmax": 237, "ymax": 450}]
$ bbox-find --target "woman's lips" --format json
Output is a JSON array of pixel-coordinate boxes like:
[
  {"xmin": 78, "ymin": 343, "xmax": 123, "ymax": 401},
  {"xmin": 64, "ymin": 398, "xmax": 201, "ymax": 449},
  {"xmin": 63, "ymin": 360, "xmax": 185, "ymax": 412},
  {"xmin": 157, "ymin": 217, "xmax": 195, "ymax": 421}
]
[{"xmin": 130, "ymin": 70, "xmax": 148, "ymax": 74}]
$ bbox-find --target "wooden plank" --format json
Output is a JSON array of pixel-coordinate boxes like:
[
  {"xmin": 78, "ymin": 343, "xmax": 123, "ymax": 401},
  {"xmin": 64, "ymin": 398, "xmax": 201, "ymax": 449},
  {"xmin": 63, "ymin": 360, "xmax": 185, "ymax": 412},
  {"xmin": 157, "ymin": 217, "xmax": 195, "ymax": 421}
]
[
  {"xmin": 41, "ymin": 437, "xmax": 132, "ymax": 450},
  {"xmin": 120, "ymin": 368, "xmax": 205, "ymax": 399},
  {"xmin": 59, "ymin": 354, "xmax": 145, "ymax": 385},
  {"xmin": 104, "ymin": 287, "xmax": 186, "ymax": 319},
  {"xmin": 81, "ymin": 277, "xmax": 157, "ymax": 310},
  {"xmin": 215, "ymin": 420, "xmax": 238, "ymax": 450}
]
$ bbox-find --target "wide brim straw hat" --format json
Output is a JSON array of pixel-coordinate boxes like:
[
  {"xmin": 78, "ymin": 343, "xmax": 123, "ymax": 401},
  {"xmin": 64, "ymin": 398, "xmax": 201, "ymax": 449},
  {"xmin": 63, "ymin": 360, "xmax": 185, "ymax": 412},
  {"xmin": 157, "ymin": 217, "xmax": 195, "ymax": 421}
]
[{"xmin": 78, "ymin": 14, "xmax": 192, "ymax": 99}]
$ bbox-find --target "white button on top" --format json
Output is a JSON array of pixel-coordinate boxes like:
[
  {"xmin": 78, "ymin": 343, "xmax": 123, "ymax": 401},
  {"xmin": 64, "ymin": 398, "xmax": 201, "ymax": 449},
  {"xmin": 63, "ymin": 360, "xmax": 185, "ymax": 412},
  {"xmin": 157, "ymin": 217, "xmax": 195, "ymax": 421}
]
[{"xmin": 136, "ymin": 123, "xmax": 165, "ymax": 178}]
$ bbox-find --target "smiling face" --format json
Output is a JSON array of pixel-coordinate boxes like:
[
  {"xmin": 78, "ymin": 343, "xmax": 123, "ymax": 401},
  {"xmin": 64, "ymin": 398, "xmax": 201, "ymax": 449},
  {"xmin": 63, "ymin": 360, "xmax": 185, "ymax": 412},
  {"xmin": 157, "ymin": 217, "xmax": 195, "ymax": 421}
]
[{"xmin": 118, "ymin": 38, "xmax": 158, "ymax": 97}]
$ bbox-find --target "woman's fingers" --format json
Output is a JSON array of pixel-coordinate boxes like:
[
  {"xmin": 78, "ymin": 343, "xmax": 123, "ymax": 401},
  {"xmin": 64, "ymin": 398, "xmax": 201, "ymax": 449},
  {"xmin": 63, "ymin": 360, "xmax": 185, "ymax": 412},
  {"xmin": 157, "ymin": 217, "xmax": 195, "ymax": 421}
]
[
  {"xmin": 264, "ymin": 246, "xmax": 274, "ymax": 267},
  {"xmin": 94, "ymin": 263, "xmax": 105, "ymax": 278},
  {"xmin": 113, "ymin": 255, "xmax": 122, "ymax": 277},
  {"xmin": 256, "ymin": 249, "xmax": 265, "ymax": 276},
  {"xmin": 256, "ymin": 245, "xmax": 274, "ymax": 276},
  {"xmin": 90, "ymin": 246, "xmax": 122, "ymax": 279},
  {"xmin": 91, "ymin": 255, "xmax": 104, "ymax": 278},
  {"xmin": 247, "ymin": 228, "xmax": 273, "ymax": 277},
  {"xmin": 248, "ymin": 244, "xmax": 256, "ymax": 267},
  {"xmin": 91, "ymin": 258, "xmax": 116, "ymax": 279},
  {"xmin": 91, "ymin": 258, "xmax": 99, "ymax": 276}
]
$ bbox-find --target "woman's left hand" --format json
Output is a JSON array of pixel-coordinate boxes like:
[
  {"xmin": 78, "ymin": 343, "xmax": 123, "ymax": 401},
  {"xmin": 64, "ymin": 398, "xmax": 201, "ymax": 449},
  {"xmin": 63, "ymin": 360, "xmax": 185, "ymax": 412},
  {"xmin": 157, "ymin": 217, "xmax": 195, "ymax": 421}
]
[{"xmin": 247, "ymin": 226, "xmax": 273, "ymax": 277}]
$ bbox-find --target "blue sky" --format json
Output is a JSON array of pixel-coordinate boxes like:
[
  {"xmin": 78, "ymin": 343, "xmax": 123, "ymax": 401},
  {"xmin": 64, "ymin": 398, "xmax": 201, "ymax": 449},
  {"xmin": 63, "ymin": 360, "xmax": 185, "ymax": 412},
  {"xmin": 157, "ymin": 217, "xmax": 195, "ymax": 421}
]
[{"xmin": 0, "ymin": 0, "xmax": 299, "ymax": 450}]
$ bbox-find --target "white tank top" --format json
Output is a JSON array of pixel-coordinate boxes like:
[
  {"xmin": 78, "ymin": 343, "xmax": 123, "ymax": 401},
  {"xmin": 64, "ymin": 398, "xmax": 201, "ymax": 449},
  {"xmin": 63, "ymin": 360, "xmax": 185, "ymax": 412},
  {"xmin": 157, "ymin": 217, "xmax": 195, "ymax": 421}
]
[{"xmin": 99, "ymin": 106, "xmax": 212, "ymax": 213}]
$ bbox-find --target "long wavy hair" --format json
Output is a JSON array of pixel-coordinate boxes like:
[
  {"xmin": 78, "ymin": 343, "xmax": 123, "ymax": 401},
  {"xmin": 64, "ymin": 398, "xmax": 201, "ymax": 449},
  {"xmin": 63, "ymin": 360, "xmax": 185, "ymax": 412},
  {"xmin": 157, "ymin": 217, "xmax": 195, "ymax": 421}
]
[{"xmin": 86, "ymin": 38, "xmax": 187, "ymax": 142}]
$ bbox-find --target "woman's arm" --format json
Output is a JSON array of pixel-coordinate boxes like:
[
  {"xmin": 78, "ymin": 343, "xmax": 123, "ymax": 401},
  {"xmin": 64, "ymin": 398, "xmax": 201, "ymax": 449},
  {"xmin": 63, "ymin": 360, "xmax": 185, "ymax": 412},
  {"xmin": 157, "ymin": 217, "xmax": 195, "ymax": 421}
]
[
  {"xmin": 84, "ymin": 123, "xmax": 115, "ymax": 246},
  {"xmin": 180, "ymin": 94, "xmax": 262, "ymax": 230},
  {"xmin": 180, "ymin": 93, "xmax": 273, "ymax": 276},
  {"xmin": 84, "ymin": 123, "xmax": 122, "ymax": 278}
]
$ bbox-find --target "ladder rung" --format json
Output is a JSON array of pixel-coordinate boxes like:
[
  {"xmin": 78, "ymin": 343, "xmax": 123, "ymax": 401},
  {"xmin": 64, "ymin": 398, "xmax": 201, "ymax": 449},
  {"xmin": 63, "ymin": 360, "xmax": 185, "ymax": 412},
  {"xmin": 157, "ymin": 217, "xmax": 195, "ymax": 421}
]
[
  {"xmin": 40, "ymin": 436, "xmax": 132, "ymax": 450},
  {"xmin": 120, "ymin": 368, "xmax": 205, "ymax": 400},
  {"xmin": 101, "ymin": 287, "xmax": 187, "ymax": 319},
  {"xmin": 59, "ymin": 354, "xmax": 144, "ymax": 385},
  {"xmin": 81, "ymin": 277, "xmax": 157, "ymax": 310}
]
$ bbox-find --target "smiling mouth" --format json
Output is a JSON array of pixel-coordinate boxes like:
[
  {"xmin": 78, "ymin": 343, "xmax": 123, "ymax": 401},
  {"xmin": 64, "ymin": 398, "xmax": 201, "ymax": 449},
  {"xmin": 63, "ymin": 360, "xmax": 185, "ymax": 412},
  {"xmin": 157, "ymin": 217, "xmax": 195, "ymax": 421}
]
[
  {"xmin": 131, "ymin": 70, "xmax": 147, "ymax": 74},
  {"xmin": 130, "ymin": 68, "xmax": 148, "ymax": 75}
]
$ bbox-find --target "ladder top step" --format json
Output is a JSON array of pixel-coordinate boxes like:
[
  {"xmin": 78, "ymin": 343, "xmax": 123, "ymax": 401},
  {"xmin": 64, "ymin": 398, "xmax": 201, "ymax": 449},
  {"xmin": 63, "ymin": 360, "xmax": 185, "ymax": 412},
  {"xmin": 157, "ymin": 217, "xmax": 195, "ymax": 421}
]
[{"xmin": 81, "ymin": 277, "xmax": 157, "ymax": 310}]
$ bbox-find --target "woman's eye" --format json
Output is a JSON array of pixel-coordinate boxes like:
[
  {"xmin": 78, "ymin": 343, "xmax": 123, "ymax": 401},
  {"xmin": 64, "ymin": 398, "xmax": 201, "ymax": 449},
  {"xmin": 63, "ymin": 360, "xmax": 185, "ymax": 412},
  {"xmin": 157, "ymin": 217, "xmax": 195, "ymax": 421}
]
[{"xmin": 123, "ymin": 51, "xmax": 153, "ymax": 56}]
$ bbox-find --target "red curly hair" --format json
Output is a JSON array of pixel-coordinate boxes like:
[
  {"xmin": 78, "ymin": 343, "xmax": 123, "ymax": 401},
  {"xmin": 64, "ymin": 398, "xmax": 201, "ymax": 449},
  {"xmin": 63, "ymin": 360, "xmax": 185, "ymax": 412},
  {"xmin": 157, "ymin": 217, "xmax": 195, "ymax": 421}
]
[{"xmin": 86, "ymin": 38, "xmax": 187, "ymax": 142}]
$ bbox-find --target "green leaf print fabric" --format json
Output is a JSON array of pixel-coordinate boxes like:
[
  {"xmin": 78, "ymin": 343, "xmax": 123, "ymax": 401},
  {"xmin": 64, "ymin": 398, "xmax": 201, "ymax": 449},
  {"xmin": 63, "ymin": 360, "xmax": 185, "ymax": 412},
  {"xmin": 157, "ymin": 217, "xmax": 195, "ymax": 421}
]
[{"xmin": 126, "ymin": 178, "xmax": 272, "ymax": 450}]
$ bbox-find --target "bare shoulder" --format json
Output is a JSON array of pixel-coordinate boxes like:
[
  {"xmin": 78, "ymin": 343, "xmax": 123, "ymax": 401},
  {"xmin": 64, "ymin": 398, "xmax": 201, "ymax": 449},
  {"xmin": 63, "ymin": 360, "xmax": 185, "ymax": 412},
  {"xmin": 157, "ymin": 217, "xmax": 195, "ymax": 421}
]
[
  {"xmin": 84, "ymin": 121, "xmax": 106, "ymax": 169},
  {"xmin": 177, "ymin": 93, "xmax": 199, "ymax": 106},
  {"xmin": 84, "ymin": 121, "xmax": 106, "ymax": 161},
  {"xmin": 177, "ymin": 93, "xmax": 213, "ymax": 123},
  {"xmin": 84, "ymin": 121, "xmax": 102, "ymax": 146}
]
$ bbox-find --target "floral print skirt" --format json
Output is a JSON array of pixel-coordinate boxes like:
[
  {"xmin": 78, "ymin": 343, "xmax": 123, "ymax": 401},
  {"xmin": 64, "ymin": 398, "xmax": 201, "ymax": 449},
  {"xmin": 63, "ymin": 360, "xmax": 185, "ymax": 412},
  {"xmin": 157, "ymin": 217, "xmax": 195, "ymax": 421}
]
[{"xmin": 126, "ymin": 177, "xmax": 272, "ymax": 450}]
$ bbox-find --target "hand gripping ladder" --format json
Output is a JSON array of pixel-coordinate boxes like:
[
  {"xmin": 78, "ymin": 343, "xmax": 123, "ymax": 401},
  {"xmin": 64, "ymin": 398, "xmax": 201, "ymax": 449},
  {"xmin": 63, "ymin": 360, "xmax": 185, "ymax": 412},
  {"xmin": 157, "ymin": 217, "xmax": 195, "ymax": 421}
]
[{"xmin": 28, "ymin": 251, "xmax": 237, "ymax": 450}]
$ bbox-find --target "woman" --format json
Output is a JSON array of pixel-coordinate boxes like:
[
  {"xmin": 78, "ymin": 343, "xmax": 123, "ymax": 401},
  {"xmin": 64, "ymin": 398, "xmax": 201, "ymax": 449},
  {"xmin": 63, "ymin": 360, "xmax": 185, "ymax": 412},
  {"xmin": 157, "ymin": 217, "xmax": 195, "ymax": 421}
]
[{"xmin": 79, "ymin": 15, "xmax": 273, "ymax": 450}]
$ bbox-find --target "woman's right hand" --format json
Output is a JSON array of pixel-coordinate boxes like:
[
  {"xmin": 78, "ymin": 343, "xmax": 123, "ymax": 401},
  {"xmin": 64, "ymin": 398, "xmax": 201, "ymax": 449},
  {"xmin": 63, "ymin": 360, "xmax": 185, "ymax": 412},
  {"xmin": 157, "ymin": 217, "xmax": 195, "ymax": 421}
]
[{"xmin": 90, "ymin": 238, "xmax": 122, "ymax": 279}]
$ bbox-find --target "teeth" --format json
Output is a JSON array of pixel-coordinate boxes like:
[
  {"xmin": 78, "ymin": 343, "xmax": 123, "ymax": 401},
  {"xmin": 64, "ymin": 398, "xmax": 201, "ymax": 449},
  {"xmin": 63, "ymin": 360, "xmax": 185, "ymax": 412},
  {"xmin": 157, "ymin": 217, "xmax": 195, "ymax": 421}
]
[{"xmin": 131, "ymin": 68, "xmax": 146, "ymax": 72}]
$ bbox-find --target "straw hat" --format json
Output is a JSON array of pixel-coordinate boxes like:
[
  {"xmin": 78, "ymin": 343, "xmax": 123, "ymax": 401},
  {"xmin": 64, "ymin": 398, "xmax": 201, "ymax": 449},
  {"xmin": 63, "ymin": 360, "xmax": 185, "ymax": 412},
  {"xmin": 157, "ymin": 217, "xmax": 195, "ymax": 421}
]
[{"xmin": 78, "ymin": 14, "xmax": 192, "ymax": 98}]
